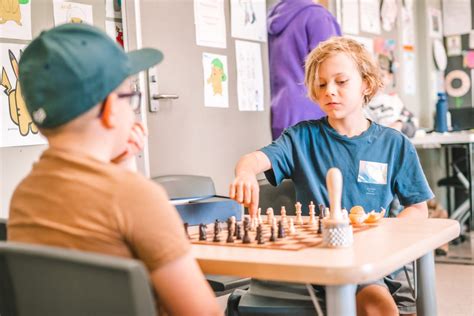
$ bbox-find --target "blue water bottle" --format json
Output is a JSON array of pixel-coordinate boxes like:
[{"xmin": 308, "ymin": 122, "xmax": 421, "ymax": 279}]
[{"xmin": 435, "ymin": 92, "xmax": 448, "ymax": 133}]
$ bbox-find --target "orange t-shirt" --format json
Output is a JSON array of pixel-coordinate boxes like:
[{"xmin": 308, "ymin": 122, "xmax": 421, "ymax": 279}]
[{"xmin": 8, "ymin": 148, "xmax": 190, "ymax": 273}]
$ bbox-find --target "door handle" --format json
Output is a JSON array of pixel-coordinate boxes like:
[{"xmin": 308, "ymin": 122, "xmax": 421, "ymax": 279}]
[{"xmin": 152, "ymin": 94, "xmax": 179, "ymax": 100}]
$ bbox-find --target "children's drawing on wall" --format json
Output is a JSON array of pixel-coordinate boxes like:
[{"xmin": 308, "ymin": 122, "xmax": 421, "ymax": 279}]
[
  {"xmin": 235, "ymin": 40, "xmax": 264, "ymax": 112},
  {"xmin": 106, "ymin": 20, "xmax": 124, "ymax": 48},
  {"xmin": 53, "ymin": 1, "xmax": 93, "ymax": 26},
  {"xmin": 105, "ymin": 0, "xmax": 121, "ymax": 19},
  {"xmin": 231, "ymin": 0, "xmax": 266, "ymax": 42},
  {"xmin": 0, "ymin": 0, "xmax": 32, "ymax": 40},
  {"xmin": 202, "ymin": 53, "xmax": 229, "ymax": 108},
  {"xmin": 0, "ymin": 44, "xmax": 46, "ymax": 147}
]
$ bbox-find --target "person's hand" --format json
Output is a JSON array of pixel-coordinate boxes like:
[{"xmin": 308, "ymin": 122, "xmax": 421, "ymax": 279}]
[
  {"xmin": 111, "ymin": 122, "xmax": 147, "ymax": 166},
  {"xmin": 229, "ymin": 172, "xmax": 259, "ymax": 218}
]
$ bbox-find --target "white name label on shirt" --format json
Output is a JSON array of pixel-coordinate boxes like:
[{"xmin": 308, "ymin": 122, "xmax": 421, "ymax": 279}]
[{"xmin": 358, "ymin": 160, "xmax": 388, "ymax": 185}]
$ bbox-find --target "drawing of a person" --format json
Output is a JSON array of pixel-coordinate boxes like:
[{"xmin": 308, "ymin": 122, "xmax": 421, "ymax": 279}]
[{"xmin": 206, "ymin": 58, "xmax": 227, "ymax": 96}]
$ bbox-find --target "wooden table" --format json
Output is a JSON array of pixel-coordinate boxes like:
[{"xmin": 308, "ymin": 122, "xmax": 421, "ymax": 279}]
[{"xmin": 192, "ymin": 218, "xmax": 460, "ymax": 316}]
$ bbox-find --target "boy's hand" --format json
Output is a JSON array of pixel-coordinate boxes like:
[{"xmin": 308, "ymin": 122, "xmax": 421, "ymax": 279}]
[
  {"xmin": 111, "ymin": 122, "xmax": 147, "ymax": 167},
  {"xmin": 229, "ymin": 172, "xmax": 260, "ymax": 217}
]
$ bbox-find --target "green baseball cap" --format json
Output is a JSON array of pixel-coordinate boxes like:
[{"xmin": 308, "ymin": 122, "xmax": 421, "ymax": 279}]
[{"xmin": 19, "ymin": 23, "xmax": 163, "ymax": 129}]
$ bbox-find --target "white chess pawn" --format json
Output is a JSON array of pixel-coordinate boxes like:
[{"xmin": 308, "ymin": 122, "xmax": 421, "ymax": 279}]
[
  {"xmin": 266, "ymin": 207, "xmax": 274, "ymax": 224},
  {"xmin": 308, "ymin": 201, "xmax": 316, "ymax": 225},
  {"xmin": 289, "ymin": 218, "xmax": 296, "ymax": 235},
  {"xmin": 257, "ymin": 208, "xmax": 263, "ymax": 225},
  {"xmin": 342, "ymin": 208, "xmax": 349, "ymax": 221},
  {"xmin": 250, "ymin": 217, "xmax": 257, "ymax": 231},
  {"xmin": 295, "ymin": 202, "xmax": 303, "ymax": 225}
]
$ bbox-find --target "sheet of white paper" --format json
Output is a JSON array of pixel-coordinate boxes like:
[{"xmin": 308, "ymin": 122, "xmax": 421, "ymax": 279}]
[
  {"xmin": 442, "ymin": 0, "xmax": 471, "ymax": 36},
  {"xmin": 360, "ymin": 0, "xmax": 381, "ymax": 34},
  {"xmin": 402, "ymin": 51, "xmax": 416, "ymax": 96},
  {"xmin": 346, "ymin": 35, "xmax": 374, "ymax": 56},
  {"xmin": 202, "ymin": 53, "xmax": 229, "ymax": 108},
  {"xmin": 235, "ymin": 40, "xmax": 264, "ymax": 112},
  {"xmin": 194, "ymin": 0, "xmax": 227, "ymax": 48},
  {"xmin": 0, "ymin": 1, "xmax": 32, "ymax": 40},
  {"xmin": 380, "ymin": 0, "xmax": 397, "ymax": 32},
  {"xmin": 53, "ymin": 1, "xmax": 94, "ymax": 26},
  {"xmin": 446, "ymin": 35, "xmax": 462, "ymax": 57},
  {"xmin": 342, "ymin": 0, "xmax": 359, "ymax": 35},
  {"xmin": 231, "ymin": 0, "xmax": 267, "ymax": 42},
  {"xmin": 0, "ymin": 44, "xmax": 47, "ymax": 148},
  {"xmin": 470, "ymin": 31, "xmax": 474, "ymax": 49},
  {"xmin": 105, "ymin": 0, "xmax": 121, "ymax": 19},
  {"xmin": 429, "ymin": 8, "xmax": 443, "ymax": 39},
  {"xmin": 105, "ymin": 20, "xmax": 125, "ymax": 47},
  {"xmin": 401, "ymin": 5, "xmax": 414, "ymax": 47}
]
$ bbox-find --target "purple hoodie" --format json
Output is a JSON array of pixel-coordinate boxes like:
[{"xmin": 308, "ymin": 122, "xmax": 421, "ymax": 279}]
[{"xmin": 268, "ymin": 0, "xmax": 341, "ymax": 140}]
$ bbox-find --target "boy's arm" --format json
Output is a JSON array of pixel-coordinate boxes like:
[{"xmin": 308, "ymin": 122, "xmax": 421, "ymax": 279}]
[
  {"xmin": 397, "ymin": 201, "xmax": 429, "ymax": 219},
  {"xmin": 150, "ymin": 253, "xmax": 222, "ymax": 316},
  {"xmin": 229, "ymin": 151, "xmax": 271, "ymax": 217}
]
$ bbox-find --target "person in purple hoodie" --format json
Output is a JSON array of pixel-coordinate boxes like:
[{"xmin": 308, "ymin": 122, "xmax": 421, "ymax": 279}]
[{"xmin": 268, "ymin": 0, "xmax": 341, "ymax": 140}]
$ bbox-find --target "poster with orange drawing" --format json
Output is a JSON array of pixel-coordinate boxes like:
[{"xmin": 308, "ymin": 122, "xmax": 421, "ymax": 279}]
[
  {"xmin": 0, "ymin": 0, "xmax": 32, "ymax": 40},
  {"xmin": 0, "ymin": 44, "xmax": 47, "ymax": 147}
]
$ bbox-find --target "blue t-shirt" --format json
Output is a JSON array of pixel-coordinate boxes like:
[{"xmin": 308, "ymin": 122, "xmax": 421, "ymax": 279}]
[{"xmin": 260, "ymin": 118, "xmax": 434, "ymax": 214}]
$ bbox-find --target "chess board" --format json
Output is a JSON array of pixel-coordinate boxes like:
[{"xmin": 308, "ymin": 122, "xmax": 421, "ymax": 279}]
[{"xmin": 189, "ymin": 220, "xmax": 376, "ymax": 251}]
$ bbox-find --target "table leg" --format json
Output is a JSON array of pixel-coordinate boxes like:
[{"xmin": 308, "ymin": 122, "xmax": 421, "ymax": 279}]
[
  {"xmin": 326, "ymin": 284, "xmax": 356, "ymax": 316},
  {"xmin": 468, "ymin": 143, "xmax": 473, "ymax": 230},
  {"xmin": 416, "ymin": 251, "xmax": 437, "ymax": 316}
]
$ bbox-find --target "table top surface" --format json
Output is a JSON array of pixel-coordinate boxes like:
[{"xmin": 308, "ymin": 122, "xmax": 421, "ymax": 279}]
[
  {"xmin": 411, "ymin": 131, "xmax": 474, "ymax": 147},
  {"xmin": 191, "ymin": 218, "xmax": 460, "ymax": 285}
]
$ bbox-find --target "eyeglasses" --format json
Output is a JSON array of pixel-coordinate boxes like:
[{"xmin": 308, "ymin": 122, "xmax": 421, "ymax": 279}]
[{"xmin": 118, "ymin": 91, "xmax": 142, "ymax": 111}]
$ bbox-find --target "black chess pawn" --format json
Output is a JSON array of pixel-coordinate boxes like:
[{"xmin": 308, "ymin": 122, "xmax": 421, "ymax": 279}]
[
  {"xmin": 269, "ymin": 225, "xmax": 276, "ymax": 242},
  {"xmin": 242, "ymin": 227, "xmax": 251, "ymax": 244},
  {"xmin": 213, "ymin": 220, "xmax": 221, "ymax": 242},
  {"xmin": 226, "ymin": 219, "xmax": 235, "ymax": 243},
  {"xmin": 256, "ymin": 224, "xmax": 265, "ymax": 244},
  {"xmin": 199, "ymin": 223, "xmax": 207, "ymax": 241},
  {"xmin": 277, "ymin": 220, "xmax": 285, "ymax": 238},
  {"xmin": 235, "ymin": 223, "xmax": 242, "ymax": 240},
  {"xmin": 319, "ymin": 204, "xmax": 325, "ymax": 218},
  {"xmin": 183, "ymin": 223, "xmax": 190, "ymax": 239},
  {"xmin": 317, "ymin": 216, "xmax": 323, "ymax": 234}
]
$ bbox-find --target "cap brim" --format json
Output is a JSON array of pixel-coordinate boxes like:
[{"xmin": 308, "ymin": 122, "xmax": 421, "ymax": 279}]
[{"xmin": 127, "ymin": 48, "xmax": 164, "ymax": 75}]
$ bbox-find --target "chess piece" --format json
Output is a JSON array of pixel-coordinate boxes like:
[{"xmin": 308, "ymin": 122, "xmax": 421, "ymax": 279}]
[
  {"xmin": 257, "ymin": 208, "xmax": 263, "ymax": 225},
  {"xmin": 317, "ymin": 215, "xmax": 323, "ymax": 234},
  {"xmin": 235, "ymin": 223, "xmax": 242, "ymax": 240},
  {"xmin": 269, "ymin": 225, "xmax": 276, "ymax": 242},
  {"xmin": 243, "ymin": 216, "xmax": 250, "ymax": 230},
  {"xmin": 256, "ymin": 224, "xmax": 265, "ymax": 244},
  {"xmin": 242, "ymin": 226, "xmax": 251, "ymax": 244},
  {"xmin": 289, "ymin": 218, "xmax": 296, "ymax": 235},
  {"xmin": 226, "ymin": 217, "xmax": 235, "ymax": 243},
  {"xmin": 295, "ymin": 202, "xmax": 303, "ymax": 225},
  {"xmin": 309, "ymin": 201, "xmax": 316, "ymax": 225},
  {"xmin": 277, "ymin": 220, "xmax": 285, "ymax": 238},
  {"xmin": 266, "ymin": 207, "xmax": 274, "ymax": 224},
  {"xmin": 213, "ymin": 220, "xmax": 221, "ymax": 242},
  {"xmin": 322, "ymin": 168, "xmax": 353, "ymax": 248},
  {"xmin": 199, "ymin": 223, "xmax": 207, "ymax": 241},
  {"xmin": 250, "ymin": 217, "xmax": 257, "ymax": 231},
  {"xmin": 319, "ymin": 204, "xmax": 325, "ymax": 218},
  {"xmin": 184, "ymin": 223, "xmax": 190, "ymax": 239}
]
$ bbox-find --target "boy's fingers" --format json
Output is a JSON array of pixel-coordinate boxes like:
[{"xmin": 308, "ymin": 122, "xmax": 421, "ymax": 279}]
[
  {"xmin": 235, "ymin": 183, "xmax": 244, "ymax": 203},
  {"xmin": 229, "ymin": 183, "xmax": 236, "ymax": 199},
  {"xmin": 244, "ymin": 183, "xmax": 252, "ymax": 205}
]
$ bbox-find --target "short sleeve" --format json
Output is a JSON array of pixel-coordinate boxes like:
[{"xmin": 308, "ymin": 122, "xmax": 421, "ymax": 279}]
[
  {"xmin": 260, "ymin": 128, "xmax": 296, "ymax": 186},
  {"xmin": 394, "ymin": 141, "xmax": 434, "ymax": 206},
  {"xmin": 116, "ymin": 176, "xmax": 190, "ymax": 272},
  {"xmin": 306, "ymin": 13, "xmax": 342, "ymax": 51}
]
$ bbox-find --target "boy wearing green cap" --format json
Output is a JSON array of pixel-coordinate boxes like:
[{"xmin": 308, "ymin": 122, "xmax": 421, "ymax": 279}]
[{"xmin": 8, "ymin": 23, "xmax": 221, "ymax": 315}]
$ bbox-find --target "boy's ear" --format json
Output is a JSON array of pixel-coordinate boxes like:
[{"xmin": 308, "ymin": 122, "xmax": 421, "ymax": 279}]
[{"xmin": 101, "ymin": 93, "xmax": 118, "ymax": 128}]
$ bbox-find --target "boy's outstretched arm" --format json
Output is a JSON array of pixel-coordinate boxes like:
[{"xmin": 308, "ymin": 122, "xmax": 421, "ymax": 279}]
[
  {"xmin": 229, "ymin": 151, "xmax": 272, "ymax": 217},
  {"xmin": 150, "ymin": 253, "xmax": 222, "ymax": 315},
  {"xmin": 397, "ymin": 201, "xmax": 429, "ymax": 219}
]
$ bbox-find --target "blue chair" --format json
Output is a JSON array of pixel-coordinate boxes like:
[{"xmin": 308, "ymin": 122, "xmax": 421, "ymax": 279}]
[{"xmin": 0, "ymin": 241, "xmax": 156, "ymax": 316}]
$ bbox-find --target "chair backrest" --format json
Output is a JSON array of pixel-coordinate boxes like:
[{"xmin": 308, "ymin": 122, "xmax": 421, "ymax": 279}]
[
  {"xmin": 153, "ymin": 175, "xmax": 216, "ymax": 200},
  {"xmin": 258, "ymin": 179, "xmax": 297, "ymax": 215},
  {"xmin": 0, "ymin": 242, "xmax": 156, "ymax": 316},
  {"xmin": 0, "ymin": 218, "xmax": 6, "ymax": 241}
]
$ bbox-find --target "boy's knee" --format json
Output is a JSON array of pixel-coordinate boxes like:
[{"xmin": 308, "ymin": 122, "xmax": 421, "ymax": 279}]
[{"xmin": 356, "ymin": 285, "xmax": 398, "ymax": 316}]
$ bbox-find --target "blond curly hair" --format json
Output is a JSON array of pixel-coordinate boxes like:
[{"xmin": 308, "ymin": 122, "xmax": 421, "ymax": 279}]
[{"xmin": 304, "ymin": 37, "xmax": 383, "ymax": 105}]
